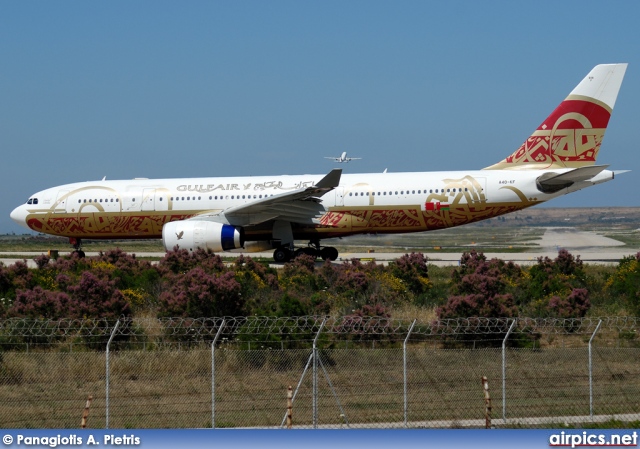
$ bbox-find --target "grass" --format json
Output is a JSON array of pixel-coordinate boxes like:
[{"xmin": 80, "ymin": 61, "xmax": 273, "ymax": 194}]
[
  {"xmin": 0, "ymin": 235, "xmax": 165, "ymax": 253},
  {"xmin": 324, "ymin": 226, "xmax": 547, "ymax": 253},
  {"xmin": 602, "ymin": 231, "xmax": 640, "ymax": 248},
  {"xmin": 1, "ymin": 345, "xmax": 639, "ymax": 429}
]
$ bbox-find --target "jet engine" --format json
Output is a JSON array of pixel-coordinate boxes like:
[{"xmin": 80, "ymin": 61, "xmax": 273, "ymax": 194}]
[{"xmin": 162, "ymin": 220, "xmax": 243, "ymax": 252}]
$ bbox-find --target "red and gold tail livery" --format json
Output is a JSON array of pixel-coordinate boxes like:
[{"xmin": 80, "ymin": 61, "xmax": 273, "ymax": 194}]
[{"xmin": 485, "ymin": 63, "xmax": 627, "ymax": 170}]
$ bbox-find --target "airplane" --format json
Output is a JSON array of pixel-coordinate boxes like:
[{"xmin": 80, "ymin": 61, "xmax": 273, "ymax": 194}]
[
  {"xmin": 325, "ymin": 152, "xmax": 362, "ymax": 163},
  {"xmin": 10, "ymin": 63, "xmax": 628, "ymax": 263}
]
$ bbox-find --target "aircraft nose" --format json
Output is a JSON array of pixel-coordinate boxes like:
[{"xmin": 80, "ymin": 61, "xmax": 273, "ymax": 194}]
[{"xmin": 10, "ymin": 205, "xmax": 29, "ymax": 228}]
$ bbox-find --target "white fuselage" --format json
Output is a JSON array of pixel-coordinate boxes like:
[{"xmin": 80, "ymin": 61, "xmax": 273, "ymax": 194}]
[{"xmin": 10, "ymin": 168, "xmax": 614, "ymax": 244}]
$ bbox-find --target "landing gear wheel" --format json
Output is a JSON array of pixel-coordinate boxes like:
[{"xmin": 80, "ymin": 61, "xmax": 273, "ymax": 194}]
[
  {"xmin": 294, "ymin": 247, "xmax": 318, "ymax": 259},
  {"xmin": 273, "ymin": 247, "xmax": 292, "ymax": 263},
  {"xmin": 320, "ymin": 247, "xmax": 339, "ymax": 261}
]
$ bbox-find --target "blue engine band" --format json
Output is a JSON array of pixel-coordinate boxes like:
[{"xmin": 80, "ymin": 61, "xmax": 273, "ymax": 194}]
[{"xmin": 220, "ymin": 225, "xmax": 238, "ymax": 251}]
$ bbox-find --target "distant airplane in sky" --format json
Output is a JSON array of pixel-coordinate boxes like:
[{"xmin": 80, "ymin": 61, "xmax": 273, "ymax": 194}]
[
  {"xmin": 324, "ymin": 152, "xmax": 362, "ymax": 163},
  {"xmin": 10, "ymin": 64, "xmax": 628, "ymax": 262}
]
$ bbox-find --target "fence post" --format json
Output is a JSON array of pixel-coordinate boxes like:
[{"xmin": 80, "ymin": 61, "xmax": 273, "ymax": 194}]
[
  {"xmin": 287, "ymin": 385, "xmax": 293, "ymax": 429},
  {"xmin": 105, "ymin": 319, "xmax": 120, "ymax": 429},
  {"xmin": 211, "ymin": 319, "xmax": 226, "ymax": 429},
  {"xmin": 502, "ymin": 319, "xmax": 516, "ymax": 424},
  {"xmin": 404, "ymin": 319, "xmax": 417, "ymax": 428},
  {"xmin": 589, "ymin": 320, "xmax": 602, "ymax": 418},
  {"xmin": 313, "ymin": 318, "xmax": 327, "ymax": 429},
  {"xmin": 482, "ymin": 376, "xmax": 491, "ymax": 429}
]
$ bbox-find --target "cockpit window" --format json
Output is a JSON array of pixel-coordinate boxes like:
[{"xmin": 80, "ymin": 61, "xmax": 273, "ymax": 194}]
[{"xmin": 26, "ymin": 198, "xmax": 38, "ymax": 205}]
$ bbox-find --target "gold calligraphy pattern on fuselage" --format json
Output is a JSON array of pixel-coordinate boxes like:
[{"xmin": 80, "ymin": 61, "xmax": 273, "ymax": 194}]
[
  {"xmin": 27, "ymin": 213, "xmax": 195, "ymax": 238},
  {"xmin": 317, "ymin": 174, "xmax": 535, "ymax": 235}
]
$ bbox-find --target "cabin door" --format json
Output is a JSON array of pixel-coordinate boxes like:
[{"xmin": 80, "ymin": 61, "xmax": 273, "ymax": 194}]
[
  {"xmin": 334, "ymin": 187, "xmax": 345, "ymax": 207},
  {"xmin": 54, "ymin": 190, "xmax": 70, "ymax": 213},
  {"xmin": 142, "ymin": 189, "xmax": 156, "ymax": 211}
]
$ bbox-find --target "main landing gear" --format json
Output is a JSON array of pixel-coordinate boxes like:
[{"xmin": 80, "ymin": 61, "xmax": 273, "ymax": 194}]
[
  {"xmin": 69, "ymin": 238, "xmax": 86, "ymax": 258},
  {"xmin": 272, "ymin": 240, "xmax": 339, "ymax": 263}
]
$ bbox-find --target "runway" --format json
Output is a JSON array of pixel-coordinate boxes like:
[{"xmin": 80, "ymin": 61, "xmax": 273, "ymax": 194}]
[{"xmin": 1, "ymin": 228, "xmax": 638, "ymax": 268}]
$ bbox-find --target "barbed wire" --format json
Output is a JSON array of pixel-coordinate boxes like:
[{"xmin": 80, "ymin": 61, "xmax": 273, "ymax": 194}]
[{"xmin": 0, "ymin": 316, "xmax": 638, "ymax": 340}]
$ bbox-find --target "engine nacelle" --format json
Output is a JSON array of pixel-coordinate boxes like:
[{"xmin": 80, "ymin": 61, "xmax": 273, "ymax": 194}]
[{"xmin": 162, "ymin": 220, "xmax": 244, "ymax": 252}]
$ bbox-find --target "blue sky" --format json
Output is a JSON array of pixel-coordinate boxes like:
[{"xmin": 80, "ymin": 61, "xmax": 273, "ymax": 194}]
[{"xmin": 2, "ymin": 1, "xmax": 639, "ymax": 234}]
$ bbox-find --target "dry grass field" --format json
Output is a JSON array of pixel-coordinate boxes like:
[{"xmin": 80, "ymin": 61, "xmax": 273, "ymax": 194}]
[{"xmin": 2, "ymin": 345, "xmax": 639, "ymax": 429}]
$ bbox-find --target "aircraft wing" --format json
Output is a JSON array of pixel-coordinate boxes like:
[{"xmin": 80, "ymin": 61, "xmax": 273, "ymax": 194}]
[{"xmin": 191, "ymin": 168, "xmax": 342, "ymax": 226}]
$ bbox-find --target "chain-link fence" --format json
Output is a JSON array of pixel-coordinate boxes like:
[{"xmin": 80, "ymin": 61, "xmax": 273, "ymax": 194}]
[{"xmin": 1, "ymin": 316, "xmax": 639, "ymax": 429}]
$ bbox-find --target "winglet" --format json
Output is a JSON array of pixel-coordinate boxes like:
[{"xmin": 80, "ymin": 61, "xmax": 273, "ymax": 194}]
[{"xmin": 315, "ymin": 168, "xmax": 342, "ymax": 188}]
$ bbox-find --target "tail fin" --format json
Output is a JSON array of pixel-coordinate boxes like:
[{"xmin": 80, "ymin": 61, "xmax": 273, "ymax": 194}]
[{"xmin": 485, "ymin": 63, "xmax": 628, "ymax": 170}]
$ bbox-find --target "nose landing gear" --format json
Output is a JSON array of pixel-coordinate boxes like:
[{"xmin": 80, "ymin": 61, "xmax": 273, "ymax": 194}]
[{"xmin": 69, "ymin": 238, "xmax": 86, "ymax": 258}]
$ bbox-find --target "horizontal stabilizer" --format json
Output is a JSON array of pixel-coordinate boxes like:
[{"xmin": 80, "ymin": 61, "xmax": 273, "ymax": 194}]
[{"xmin": 536, "ymin": 165, "xmax": 609, "ymax": 193}]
